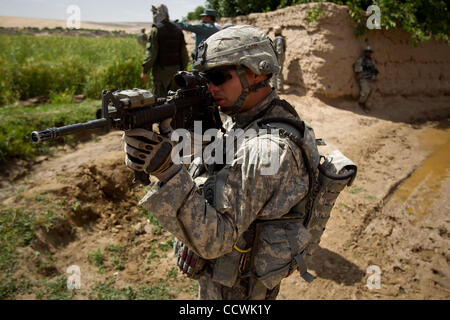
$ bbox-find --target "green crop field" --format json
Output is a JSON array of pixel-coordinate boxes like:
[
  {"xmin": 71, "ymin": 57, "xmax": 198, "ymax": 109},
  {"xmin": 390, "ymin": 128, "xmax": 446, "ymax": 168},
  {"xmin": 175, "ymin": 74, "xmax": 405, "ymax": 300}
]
[
  {"xmin": 0, "ymin": 34, "xmax": 146, "ymax": 105},
  {"xmin": 0, "ymin": 34, "xmax": 151, "ymax": 166}
]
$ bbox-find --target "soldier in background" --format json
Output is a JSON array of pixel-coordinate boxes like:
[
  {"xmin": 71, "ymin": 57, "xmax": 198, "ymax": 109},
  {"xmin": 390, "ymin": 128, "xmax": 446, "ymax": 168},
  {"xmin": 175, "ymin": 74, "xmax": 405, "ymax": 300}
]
[
  {"xmin": 271, "ymin": 25, "xmax": 286, "ymax": 94},
  {"xmin": 354, "ymin": 45, "xmax": 379, "ymax": 112},
  {"xmin": 123, "ymin": 25, "xmax": 317, "ymax": 300},
  {"xmin": 174, "ymin": 8, "xmax": 219, "ymax": 60},
  {"xmin": 137, "ymin": 28, "xmax": 148, "ymax": 48},
  {"xmin": 141, "ymin": 4, "xmax": 189, "ymax": 97}
]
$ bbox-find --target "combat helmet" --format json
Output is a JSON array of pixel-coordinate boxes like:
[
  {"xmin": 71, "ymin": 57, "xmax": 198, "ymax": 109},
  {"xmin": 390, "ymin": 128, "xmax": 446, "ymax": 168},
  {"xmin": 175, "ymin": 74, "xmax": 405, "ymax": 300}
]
[
  {"xmin": 274, "ymin": 25, "xmax": 282, "ymax": 35},
  {"xmin": 194, "ymin": 25, "xmax": 280, "ymax": 114}
]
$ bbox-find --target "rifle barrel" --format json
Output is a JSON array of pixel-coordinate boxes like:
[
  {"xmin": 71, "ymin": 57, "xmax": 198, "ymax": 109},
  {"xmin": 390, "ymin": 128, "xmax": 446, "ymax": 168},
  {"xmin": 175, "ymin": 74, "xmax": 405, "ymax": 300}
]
[{"xmin": 31, "ymin": 118, "xmax": 109, "ymax": 143}]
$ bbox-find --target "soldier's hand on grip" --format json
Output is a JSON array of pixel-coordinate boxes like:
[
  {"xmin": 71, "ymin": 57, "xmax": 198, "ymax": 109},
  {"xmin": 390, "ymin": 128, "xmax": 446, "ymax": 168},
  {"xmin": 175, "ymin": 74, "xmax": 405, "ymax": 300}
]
[{"xmin": 123, "ymin": 128, "xmax": 181, "ymax": 182}]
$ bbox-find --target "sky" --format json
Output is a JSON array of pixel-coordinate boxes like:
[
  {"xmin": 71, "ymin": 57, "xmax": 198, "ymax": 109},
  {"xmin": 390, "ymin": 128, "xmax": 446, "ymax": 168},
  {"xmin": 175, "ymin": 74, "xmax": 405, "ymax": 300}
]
[{"xmin": 0, "ymin": 0, "xmax": 207, "ymax": 22}]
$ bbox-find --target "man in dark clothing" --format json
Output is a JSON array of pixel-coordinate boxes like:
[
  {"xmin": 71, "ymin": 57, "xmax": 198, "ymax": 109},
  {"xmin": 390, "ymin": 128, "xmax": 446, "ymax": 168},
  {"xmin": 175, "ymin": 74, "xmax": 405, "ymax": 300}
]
[{"xmin": 141, "ymin": 4, "xmax": 189, "ymax": 97}]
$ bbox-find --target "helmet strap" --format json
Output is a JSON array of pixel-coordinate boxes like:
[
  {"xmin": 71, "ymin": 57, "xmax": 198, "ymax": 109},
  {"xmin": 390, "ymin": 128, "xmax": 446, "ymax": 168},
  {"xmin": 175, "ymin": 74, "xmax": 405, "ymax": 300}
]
[{"xmin": 221, "ymin": 66, "xmax": 269, "ymax": 115}]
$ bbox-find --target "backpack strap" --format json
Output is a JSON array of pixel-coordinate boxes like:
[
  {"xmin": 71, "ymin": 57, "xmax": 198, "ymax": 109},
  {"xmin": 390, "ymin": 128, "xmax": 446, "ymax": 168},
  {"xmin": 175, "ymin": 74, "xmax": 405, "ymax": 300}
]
[{"xmin": 257, "ymin": 115, "xmax": 320, "ymax": 228}]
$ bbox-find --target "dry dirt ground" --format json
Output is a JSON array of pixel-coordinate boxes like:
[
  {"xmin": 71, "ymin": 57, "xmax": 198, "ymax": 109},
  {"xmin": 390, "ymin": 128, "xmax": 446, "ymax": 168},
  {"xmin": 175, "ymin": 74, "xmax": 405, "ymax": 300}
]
[{"xmin": 1, "ymin": 89, "xmax": 449, "ymax": 300}]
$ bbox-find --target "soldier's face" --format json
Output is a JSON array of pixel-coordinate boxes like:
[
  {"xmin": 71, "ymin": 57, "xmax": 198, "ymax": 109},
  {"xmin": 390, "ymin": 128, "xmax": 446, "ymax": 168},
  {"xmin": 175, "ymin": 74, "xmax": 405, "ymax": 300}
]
[
  {"xmin": 207, "ymin": 67, "xmax": 243, "ymax": 109},
  {"xmin": 202, "ymin": 16, "xmax": 213, "ymax": 23}
]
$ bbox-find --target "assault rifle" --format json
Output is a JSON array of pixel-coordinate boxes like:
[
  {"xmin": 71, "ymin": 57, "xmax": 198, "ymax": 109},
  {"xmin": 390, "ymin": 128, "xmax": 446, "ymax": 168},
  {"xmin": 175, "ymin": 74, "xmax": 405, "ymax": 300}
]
[{"xmin": 31, "ymin": 71, "xmax": 222, "ymax": 184}]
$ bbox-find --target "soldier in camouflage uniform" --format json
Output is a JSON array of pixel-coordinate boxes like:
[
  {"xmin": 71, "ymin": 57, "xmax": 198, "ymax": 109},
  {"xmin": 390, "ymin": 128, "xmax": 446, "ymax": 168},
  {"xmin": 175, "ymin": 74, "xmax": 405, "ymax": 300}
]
[
  {"xmin": 141, "ymin": 4, "xmax": 189, "ymax": 97},
  {"xmin": 354, "ymin": 45, "xmax": 379, "ymax": 112},
  {"xmin": 124, "ymin": 25, "xmax": 319, "ymax": 300},
  {"xmin": 137, "ymin": 28, "xmax": 148, "ymax": 49},
  {"xmin": 270, "ymin": 25, "xmax": 286, "ymax": 94}
]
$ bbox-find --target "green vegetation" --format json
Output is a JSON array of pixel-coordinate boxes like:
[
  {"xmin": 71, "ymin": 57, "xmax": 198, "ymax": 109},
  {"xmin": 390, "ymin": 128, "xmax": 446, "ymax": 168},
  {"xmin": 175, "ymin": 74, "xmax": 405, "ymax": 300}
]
[
  {"xmin": 87, "ymin": 248, "xmax": 106, "ymax": 274},
  {"xmin": 0, "ymin": 34, "xmax": 145, "ymax": 105},
  {"xmin": 88, "ymin": 244, "xmax": 128, "ymax": 273},
  {"xmin": 206, "ymin": 0, "xmax": 449, "ymax": 44},
  {"xmin": 0, "ymin": 209, "xmax": 35, "ymax": 298},
  {"xmin": 0, "ymin": 205, "xmax": 190, "ymax": 300},
  {"xmin": 35, "ymin": 275, "xmax": 75, "ymax": 300},
  {"xmin": 349, "ymin": 185, "xmax": 365, "ymax": 194},
  {"xmin": 185, "ymin": 6, "xmax": 206, "ymax": 21},
  {"xmin": 0, "ymin": 98, "xmax": 98, "ymax": 166},
  {"xmin": 105, "ymin": 244, "xmax": 127, "ymax": 271},
  {"xmin": 88, "ymin": 277, "xmax": 175, "ymax": 300}
]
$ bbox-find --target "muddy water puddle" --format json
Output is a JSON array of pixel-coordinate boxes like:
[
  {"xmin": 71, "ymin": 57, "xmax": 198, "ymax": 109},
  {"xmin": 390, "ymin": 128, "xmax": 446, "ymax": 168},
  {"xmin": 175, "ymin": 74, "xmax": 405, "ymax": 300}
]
[{"xmin": 391, "ymin": 120, "xmax": 450, "ymax": 225}]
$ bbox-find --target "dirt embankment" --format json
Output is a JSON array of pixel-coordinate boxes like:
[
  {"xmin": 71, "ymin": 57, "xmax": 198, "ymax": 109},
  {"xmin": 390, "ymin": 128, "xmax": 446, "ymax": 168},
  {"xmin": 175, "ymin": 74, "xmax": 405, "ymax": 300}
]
[
  {"xmin": 182, "ymin": 3, "xmax": 450, "ymax": 121},
  {"xmin": 215, "ymin": 3, "xmax": 450, "ymax": 100},
  {"xmin": 2, "ymin": 94, "xmax": 448, "ymax": 300}
]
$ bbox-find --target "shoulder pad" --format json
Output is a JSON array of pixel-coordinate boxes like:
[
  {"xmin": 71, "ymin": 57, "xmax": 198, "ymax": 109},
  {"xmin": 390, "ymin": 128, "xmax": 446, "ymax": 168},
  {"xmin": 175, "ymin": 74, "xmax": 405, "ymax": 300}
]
[{"xmin": 258, "ymin": 117, "xmax": 320, "ymax": 171}]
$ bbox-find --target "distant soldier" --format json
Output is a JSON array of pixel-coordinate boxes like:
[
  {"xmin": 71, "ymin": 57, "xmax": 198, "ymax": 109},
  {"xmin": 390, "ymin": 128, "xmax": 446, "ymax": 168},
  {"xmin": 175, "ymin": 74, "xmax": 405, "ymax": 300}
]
[
  {"xmin": 141, "ymin": 4, "xmax": 189, "ymax": 97},
  {"xmin": 174, "ymin": 8, "xmax": 219, "ymax": 60},
  {"xmin": 354, "ymin": 45, "xmax": 379, "ymax": 112},
  {"xmin": 271, "ymin": 25, "xmax": 286, "ymax": 93},
  {"xmin": 137, "ymin": 28, "xmax": 148, "ymax": 48}
]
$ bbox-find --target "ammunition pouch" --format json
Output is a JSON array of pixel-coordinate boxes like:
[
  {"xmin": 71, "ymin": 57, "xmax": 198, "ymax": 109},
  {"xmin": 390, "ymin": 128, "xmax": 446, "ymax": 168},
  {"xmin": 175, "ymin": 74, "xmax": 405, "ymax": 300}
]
[
  {"xmin": 173, "ymin": 238, "xmax": 206, "ymax": 279},
  {"xmin": 249, "ymin": 219, "xmax": 313, "ymax": 289}
]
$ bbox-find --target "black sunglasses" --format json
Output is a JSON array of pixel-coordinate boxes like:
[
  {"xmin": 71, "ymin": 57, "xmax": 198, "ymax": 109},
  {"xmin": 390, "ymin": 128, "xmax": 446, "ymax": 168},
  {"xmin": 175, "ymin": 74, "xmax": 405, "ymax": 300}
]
[{"xmin": 204, "ymin": 67, "xmax": 235, "ymax": 86}]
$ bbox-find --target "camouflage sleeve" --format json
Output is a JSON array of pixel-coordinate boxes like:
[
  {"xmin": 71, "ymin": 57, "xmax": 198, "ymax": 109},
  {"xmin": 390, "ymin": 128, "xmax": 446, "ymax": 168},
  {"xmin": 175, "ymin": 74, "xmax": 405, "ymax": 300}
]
[
  {"xmin": 142, "ymin": 27, "xmax": 159, "ymax": 74},
  {"xmin": 354, "ymin": 57, "xmax": 363, "ymax": 73},
  {"xmin": 139, "ymin": 133, "xmax": 309, "ymax": 259}
]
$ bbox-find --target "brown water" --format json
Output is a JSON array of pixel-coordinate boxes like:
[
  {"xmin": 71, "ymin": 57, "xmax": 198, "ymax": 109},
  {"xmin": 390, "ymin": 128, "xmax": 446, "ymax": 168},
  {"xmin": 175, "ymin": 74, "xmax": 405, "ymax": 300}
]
[{"xmin": 392, "ymin": 121, "xmax": 450, "ymax": 225}]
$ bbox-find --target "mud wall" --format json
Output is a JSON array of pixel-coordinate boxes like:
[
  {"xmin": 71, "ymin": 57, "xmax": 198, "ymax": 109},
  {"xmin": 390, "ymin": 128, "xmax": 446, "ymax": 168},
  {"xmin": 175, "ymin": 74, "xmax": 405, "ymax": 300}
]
[{"xmin": 184, "ymin": 2, "xmax": 450, "ymax": 100}]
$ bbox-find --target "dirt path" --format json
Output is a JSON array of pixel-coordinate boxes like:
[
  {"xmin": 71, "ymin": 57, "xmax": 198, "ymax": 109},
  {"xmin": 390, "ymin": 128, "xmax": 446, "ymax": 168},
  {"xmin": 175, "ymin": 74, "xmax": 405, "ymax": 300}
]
[{"xmin": 1, "ymin": 92, "xmax": 449, "ymax": 299}]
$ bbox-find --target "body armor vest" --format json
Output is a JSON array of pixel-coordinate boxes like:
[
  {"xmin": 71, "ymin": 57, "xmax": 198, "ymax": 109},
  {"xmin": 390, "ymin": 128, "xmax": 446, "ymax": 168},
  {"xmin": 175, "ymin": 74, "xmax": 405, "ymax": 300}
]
[
  {"xmin": 177, "ymin": 98, "xmax": 357, "ymax": 293},
  {"xmin": 155, "ymin": 21, "xmax": 184, "ymax": 67},
  {"xmin": 361, "ymin": 57, "xmax": 378, "ymax": 76}
]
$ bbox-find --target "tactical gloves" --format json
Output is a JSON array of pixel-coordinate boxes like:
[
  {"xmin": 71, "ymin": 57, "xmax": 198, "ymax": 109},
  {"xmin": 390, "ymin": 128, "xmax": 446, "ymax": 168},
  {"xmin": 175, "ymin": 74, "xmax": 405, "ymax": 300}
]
[{"xmin": 124, "ymin": 128, "xmax": 181, "ymax": 182}]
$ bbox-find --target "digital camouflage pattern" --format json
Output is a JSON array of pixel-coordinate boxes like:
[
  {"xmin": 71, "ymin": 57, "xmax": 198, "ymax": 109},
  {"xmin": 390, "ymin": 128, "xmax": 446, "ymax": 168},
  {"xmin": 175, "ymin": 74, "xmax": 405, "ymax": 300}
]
[
  {"xmin": 354, "ymin": 56, "xmax": 378, "ymax": 81},
  {"xmin": 271, "ymin": 35, "xmax": 286, "ymax": 92},
  {"xmin": 193, "ymin": 25, "xmax": 280, "ymax": 77},
  {"xmin": 358, "ymin": 78, "xmax": 376, "ymax": 104},
  {"xmin": 139, "ymin": 90, "xmax": 313, "ymax": 299},
  {"xmin": 354, "ymin": 56, "xmax": 378, "ymax": 105}
]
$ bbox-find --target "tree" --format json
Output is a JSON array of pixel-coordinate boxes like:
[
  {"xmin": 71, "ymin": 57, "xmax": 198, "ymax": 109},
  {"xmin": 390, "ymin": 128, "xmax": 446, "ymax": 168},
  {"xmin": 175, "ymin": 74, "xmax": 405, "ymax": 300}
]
[
  {"xmin": 186, "ymin": 6, "xmax": 205, "ymax": 21},
  {"xmin": 205, "ymin": 0, "xmax": 449, "ymax": 44}
]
